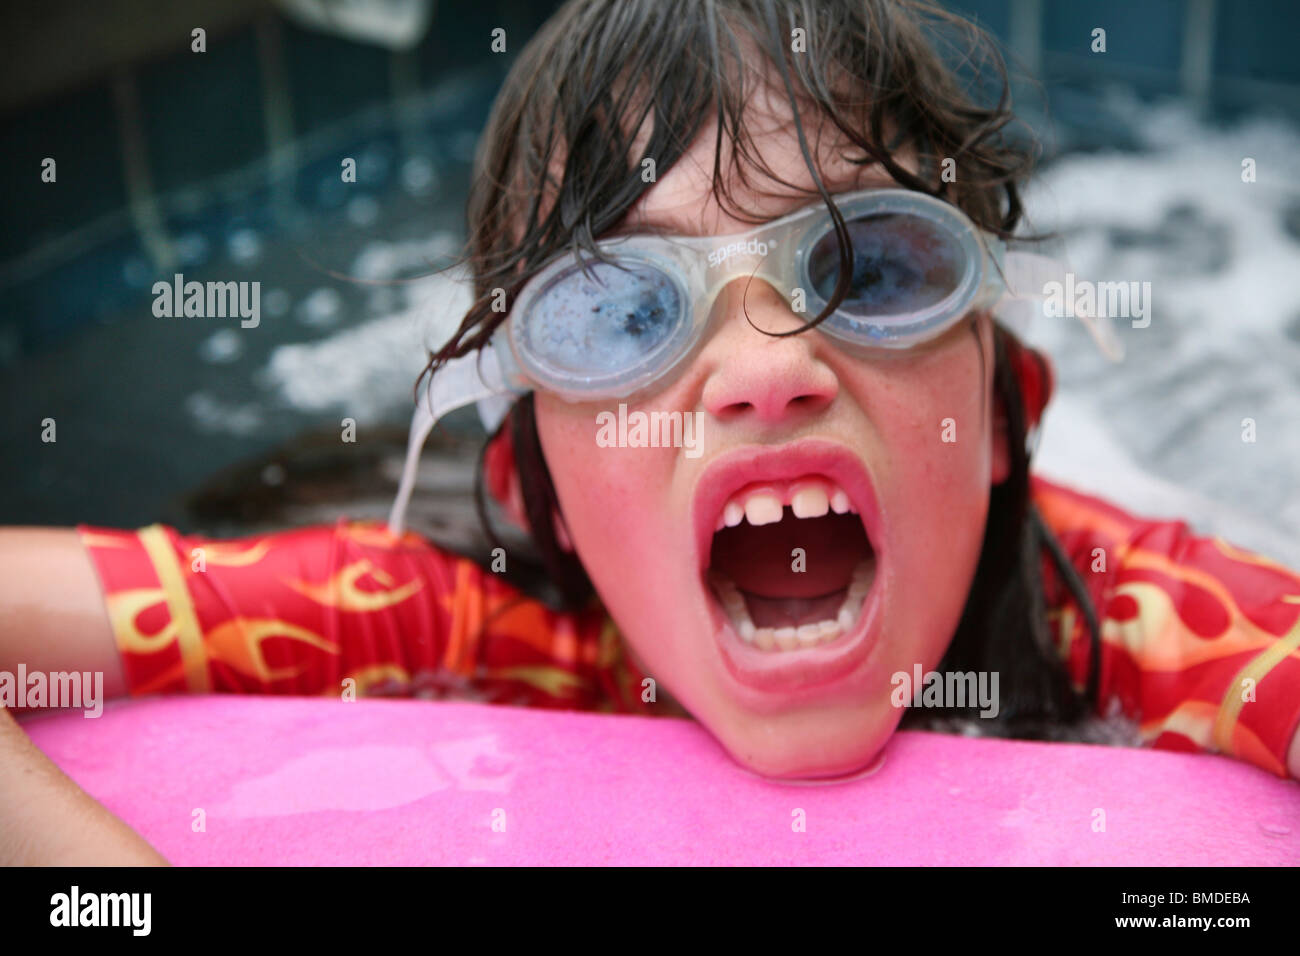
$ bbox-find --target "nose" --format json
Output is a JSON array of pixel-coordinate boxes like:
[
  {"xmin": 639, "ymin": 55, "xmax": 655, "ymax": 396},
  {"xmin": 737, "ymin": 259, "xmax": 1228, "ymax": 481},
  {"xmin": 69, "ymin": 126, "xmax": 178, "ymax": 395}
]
[{"xmin": 699, "ymin": 278, "xmax": 840, "ymax": 424}]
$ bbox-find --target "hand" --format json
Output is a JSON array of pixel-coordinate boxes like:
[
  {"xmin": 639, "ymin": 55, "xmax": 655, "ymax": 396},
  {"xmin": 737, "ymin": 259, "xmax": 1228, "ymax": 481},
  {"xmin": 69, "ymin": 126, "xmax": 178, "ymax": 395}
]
[{"xmin": 0, "ymin": 707, "xmax": 167, "ymax": 866}]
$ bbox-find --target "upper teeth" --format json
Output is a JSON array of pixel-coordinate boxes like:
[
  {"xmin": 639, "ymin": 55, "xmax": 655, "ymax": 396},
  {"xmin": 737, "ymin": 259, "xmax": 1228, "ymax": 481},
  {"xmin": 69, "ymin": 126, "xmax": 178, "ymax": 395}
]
[
  {"xmin": 791, "ymin": 486, "xmax": 828, "ymax": 518},
  {"xmin": 744, "ymin": 494, "xmax": 783, "ymax": 526},
  {"xmin": 716, "ymin": 479, "xmax": 855, "ymax": 530}
]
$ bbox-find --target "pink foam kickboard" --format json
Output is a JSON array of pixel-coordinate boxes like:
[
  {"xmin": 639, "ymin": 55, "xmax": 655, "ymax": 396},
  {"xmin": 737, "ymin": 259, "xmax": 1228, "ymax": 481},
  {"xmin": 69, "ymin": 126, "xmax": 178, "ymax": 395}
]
[{"xmin": 19, "ymin": 696, "xmax": 1300, "ymax": 865}]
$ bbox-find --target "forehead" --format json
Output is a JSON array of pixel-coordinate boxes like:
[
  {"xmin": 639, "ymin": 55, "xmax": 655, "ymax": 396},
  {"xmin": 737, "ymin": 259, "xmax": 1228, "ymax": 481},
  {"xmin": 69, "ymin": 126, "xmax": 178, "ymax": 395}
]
[{"xmin": 614, "ymin": 80, "xmax": 913, "ymax": 239}]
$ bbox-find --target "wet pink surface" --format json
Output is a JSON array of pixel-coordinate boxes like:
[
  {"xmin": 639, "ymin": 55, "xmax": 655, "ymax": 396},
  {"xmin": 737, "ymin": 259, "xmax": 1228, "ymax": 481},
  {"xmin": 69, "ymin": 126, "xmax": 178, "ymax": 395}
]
[{"xmin": 20, "ymin": 696, "xmax": 1300, "ymax": 865}]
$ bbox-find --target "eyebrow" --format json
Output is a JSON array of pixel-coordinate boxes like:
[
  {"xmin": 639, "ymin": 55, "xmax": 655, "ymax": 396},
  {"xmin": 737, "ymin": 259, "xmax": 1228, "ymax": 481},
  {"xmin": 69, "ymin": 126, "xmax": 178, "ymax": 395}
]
[
  {"xmin": 601, "ymin": 219, "xmax": 685, "ymax": 240},
  {"xmin": 601, "ymin": 185, "xmax": 892, "ymax": 240},
  {"xmin": 605, "ymin": 197, "xmax": 817, "ymax": 240}
]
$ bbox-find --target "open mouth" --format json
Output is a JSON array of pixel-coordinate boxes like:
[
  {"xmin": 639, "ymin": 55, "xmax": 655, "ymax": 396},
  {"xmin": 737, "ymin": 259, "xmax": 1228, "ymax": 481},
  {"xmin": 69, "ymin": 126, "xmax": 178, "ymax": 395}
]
[
  {"xmin": 708, "ymin": 477, "xmax": 876, "ymax": 652},
  {"xmin": 692, "ymin": 440, "xmax": 885, "ymax": 696}
]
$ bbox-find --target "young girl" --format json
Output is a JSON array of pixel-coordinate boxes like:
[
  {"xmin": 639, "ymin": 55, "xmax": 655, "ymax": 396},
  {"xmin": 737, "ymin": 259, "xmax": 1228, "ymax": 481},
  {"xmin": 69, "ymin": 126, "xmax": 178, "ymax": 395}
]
[{"xmin": 2, "ymin": 0, "xmax": 1297, "ymax": 864}]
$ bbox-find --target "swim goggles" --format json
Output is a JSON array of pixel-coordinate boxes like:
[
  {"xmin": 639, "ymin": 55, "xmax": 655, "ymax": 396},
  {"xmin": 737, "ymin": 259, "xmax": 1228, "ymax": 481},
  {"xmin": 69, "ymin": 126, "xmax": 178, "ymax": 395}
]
[{"xmin": 388, "ymin": 187, "xmax": 1121, "ymax": 532}]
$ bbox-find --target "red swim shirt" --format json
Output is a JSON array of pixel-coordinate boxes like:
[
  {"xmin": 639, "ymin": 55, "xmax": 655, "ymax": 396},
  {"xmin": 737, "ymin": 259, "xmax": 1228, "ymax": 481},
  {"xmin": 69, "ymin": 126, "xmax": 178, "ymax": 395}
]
[{"xmin": 77, "ymin": 475, "xmax": 1300, "ymax": 777}]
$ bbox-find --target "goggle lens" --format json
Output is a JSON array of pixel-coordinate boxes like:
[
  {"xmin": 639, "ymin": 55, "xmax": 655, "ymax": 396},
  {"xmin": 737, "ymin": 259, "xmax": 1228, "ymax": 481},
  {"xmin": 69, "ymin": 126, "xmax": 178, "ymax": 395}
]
[
  {"xmin": 806, "ymin": 212, "xmax": 968, "ymax": 324},
  {"xmin": 519, "ymin": 258, "xmax": 686, "ymax": 379}
]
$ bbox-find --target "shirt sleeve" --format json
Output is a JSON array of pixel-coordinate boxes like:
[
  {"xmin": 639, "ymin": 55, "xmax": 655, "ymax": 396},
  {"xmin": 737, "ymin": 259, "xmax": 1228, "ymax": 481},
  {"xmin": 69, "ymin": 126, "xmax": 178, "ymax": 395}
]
[
  {"xmin": 76, "ymin": 519, "xmax": 611, "ymax": 709},
  {"xmin": 1031, "ymin": 476, "xmax": 1300, "ymax": 777}
]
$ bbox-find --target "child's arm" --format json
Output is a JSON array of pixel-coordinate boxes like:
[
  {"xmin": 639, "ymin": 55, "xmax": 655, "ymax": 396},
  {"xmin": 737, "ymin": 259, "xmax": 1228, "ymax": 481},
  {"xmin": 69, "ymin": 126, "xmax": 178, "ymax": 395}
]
[
  {"xmin": 6, "ymin": 517, "xmax": 609, "ymax": 707},
  {"xmin": 1033, "ymin": 477, "xmax": 1300, "ymax": 779},
  {"xmin": 75, "ymin": 518, "xmax": 612, "ymax": 707},
  {"xmin": 0, "ymin": 706, "xmax": 167, "ymax": 864},
  {"xmin": 0, "ymin": 528, "xmax": 165, "ymax": 863},
  {"xmin": 72, "ymin": 518, "xmax": 475, "ymax": 698},
  {"xmin": 0, "ymin": 517, "xmax": 603, "ymax": 861},
  {"xmin": 0, "ymin": 528, "xmax": 127, "ymax": 699}
]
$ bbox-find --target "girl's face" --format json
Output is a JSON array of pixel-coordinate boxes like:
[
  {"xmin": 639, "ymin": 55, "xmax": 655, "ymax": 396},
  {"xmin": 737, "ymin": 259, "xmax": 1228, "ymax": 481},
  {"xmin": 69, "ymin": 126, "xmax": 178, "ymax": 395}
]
[{"xmin": 532, "ymin": 95, "xmax": 1007, "ymax": 779}]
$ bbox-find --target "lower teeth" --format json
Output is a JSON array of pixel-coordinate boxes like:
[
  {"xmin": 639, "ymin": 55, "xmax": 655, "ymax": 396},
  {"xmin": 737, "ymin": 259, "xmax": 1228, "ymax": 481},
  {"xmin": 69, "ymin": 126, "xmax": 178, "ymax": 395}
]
[{"xmin": 711, "ymin": 560, "xmax": 874, "ymax": 652}]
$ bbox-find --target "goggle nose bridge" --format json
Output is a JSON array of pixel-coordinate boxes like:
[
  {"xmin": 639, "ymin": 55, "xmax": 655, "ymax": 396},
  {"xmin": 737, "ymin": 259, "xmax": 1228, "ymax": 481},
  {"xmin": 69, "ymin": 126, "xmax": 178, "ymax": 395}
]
[{"xmin": 645, "ymin": 210, "xmax": 834, "ymax": 331}]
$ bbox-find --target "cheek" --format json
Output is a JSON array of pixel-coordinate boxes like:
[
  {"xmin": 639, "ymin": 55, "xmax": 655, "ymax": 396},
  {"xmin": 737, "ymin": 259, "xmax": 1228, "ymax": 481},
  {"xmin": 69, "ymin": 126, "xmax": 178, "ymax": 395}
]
[
  {"xmin": 536, "ymin": 397, "xmax": 719, "ymax": 725},
  {"xmin": 534, "ymin": 398, "xmax": 622, "ymax": 534},
  {"xmin": 533, "ymin": 397, "xmax": 682, "ymax": 602},
  {"xmin": 883, "ymin": 361, "xmax": 991, "ymax": 504},
  {"xmin": 861, "ymin": 342, "xmax": 993, "ymax": 663}
]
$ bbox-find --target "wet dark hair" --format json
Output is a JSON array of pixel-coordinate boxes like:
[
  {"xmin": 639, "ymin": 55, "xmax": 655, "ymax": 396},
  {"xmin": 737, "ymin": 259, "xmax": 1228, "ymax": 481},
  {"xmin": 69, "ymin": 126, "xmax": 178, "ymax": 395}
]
[{"xmin": 427, "ymin": 0, "xmax": 1100, "ymax": 733}]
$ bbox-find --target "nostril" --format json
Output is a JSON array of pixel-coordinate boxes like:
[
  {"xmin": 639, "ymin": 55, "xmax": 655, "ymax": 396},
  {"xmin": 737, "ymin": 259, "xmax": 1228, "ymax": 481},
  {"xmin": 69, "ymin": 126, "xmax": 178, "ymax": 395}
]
[
  {"xmin": 789, "ymin": 393, "xmax": 832, "ymax": 412},
  {"xmin": 715, "ymin": 400, "xmax": 755, "ymax": 423},
  {"xmin": 712, "ymin": 393, "xmax": 830, "ymax": 424}
]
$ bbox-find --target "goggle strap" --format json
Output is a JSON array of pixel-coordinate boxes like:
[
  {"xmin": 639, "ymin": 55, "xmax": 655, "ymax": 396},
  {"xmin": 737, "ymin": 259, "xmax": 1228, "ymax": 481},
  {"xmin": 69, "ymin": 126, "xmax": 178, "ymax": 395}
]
[
  {"xmin": 387, "ymin": 346, "xmax": 517, "ymax": 535},
  {"xmin": 998, "ymin": 251, "xmax": 1126, "ymax": 362}
]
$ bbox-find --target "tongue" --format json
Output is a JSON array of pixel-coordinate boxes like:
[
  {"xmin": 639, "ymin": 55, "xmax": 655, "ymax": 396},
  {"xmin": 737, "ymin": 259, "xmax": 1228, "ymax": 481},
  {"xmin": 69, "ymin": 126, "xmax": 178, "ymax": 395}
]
[
  {"xmin": 742, "ymin": 589, "xmax": 848, "ymax": 628},
  {"xmin": 710, "ymin": 511, "xmax": 868, "ymax": 597}
]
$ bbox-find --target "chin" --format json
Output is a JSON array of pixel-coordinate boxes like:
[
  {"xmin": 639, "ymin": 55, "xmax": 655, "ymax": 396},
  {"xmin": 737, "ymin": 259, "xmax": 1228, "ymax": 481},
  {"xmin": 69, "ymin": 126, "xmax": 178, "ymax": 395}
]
[{"xmin": 714, "ymin": 707, "xmax": 902, "ymax": 783}]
